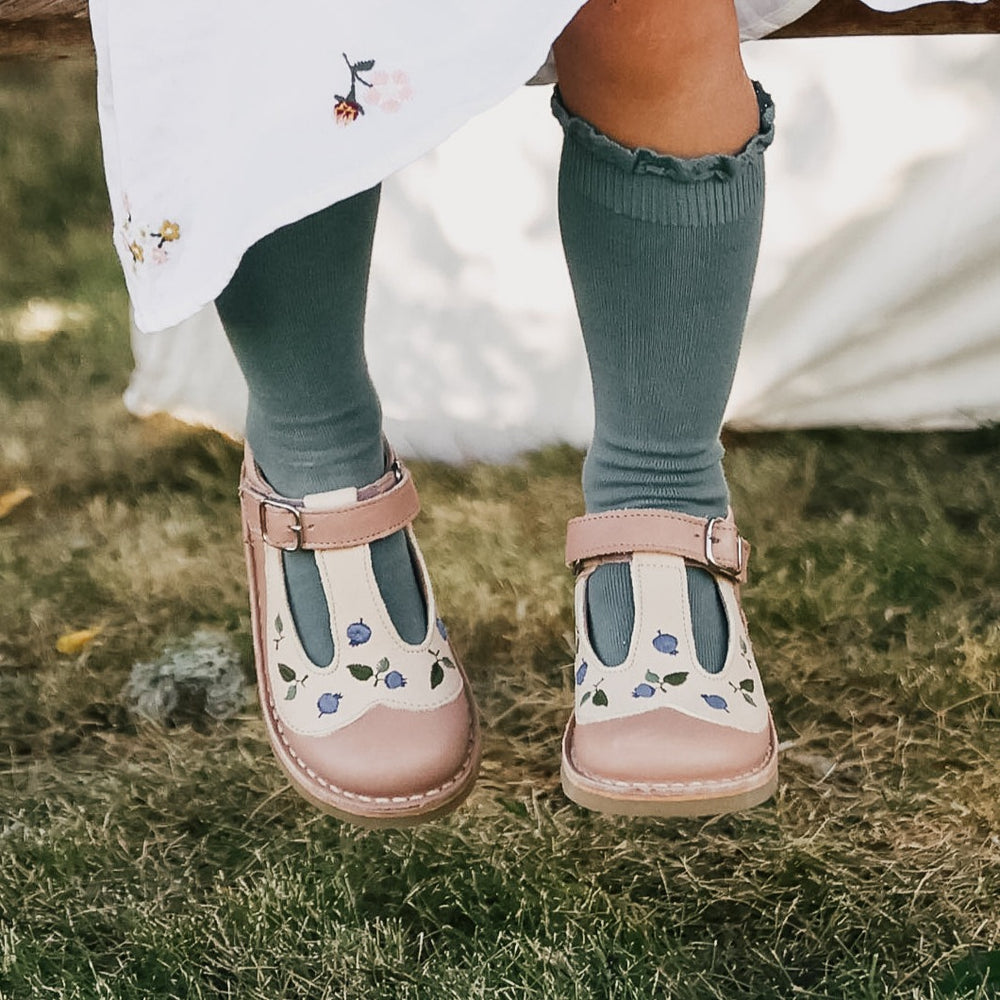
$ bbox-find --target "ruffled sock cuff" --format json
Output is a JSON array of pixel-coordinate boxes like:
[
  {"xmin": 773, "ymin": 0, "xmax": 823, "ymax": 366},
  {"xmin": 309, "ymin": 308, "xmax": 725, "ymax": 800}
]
[{"xmin": 552, "ymin": 80, "xmax": 775, "ymax": 226}]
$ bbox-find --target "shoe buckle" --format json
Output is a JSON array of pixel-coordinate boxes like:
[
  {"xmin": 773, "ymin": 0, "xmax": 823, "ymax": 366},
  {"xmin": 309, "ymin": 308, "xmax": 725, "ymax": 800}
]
[
  {"xmin": 259, "ymin": 496, "xmax": 303, "ymax": 551},
  {"xmin": 704, "ymin": 516, "xmax": 743, "ymax": 579}
]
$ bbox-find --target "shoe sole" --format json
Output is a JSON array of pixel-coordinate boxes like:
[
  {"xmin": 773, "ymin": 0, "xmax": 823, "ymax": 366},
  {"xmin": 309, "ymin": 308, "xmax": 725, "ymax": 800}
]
[
  {"xmin": 560, "ymin": 714, "xmax": 778, "ymax": 819},
  {"xmin": 242, "ymin": 514, "xmax": 483, "ymax": 829},
  {"xmin": 257, "ymin": 653, "xmax": 483, "ymax": 829},
  {"xmin": 271, "ymin": 721, "xmax": 482, "ymax": 829}
]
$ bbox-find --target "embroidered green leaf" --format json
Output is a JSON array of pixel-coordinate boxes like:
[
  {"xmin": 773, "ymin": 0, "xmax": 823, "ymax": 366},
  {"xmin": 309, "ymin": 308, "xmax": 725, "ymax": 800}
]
[
  {"xmin": 285, "ymin": 684, "xmax": 297, "ymax": 701},
  {"xmin": 592, "ymin": 689, "xmax": 609, "ymax": 707},
  {"xmin": 275, "ymin": 615, "xmax": 284, "ymax": 634},
  {"xmin": 439, "ymin": 656, "xmax": 455, "ymax": 670},
  {"xmin": 376, "ymin": 657, "xmax": 390, "ymax": 673},
  {"xmin": 740, "ymin": 679, "xmax": 755, "ymax": 692},
  {"xmin": 645, "ymin": 670, "xmax": 661, "ymax": 684},
  {"xmin": 663, "ymin": 672, "xmax": 689, "ymax": 686},
  {"xmin": 348, "ymin": 663, "xmax": 373, "ymax": 681},
  {"xmin": 739, "ymin": 637, "xmax": 747, "ymax": 655},
  {"xmin": 277, "ymin": 663, "xmax": 296, "ymax": 683},
  {"xmin": 430, "ymin": 661, "xmax": 444, "ymax": 690},
  {"xmin": 742, "ymin": 692, "xmax": 756, "ymax": 707},
  {"xmin": 581, "ymin": 691, "xmax": 592, "ymax": 705}
]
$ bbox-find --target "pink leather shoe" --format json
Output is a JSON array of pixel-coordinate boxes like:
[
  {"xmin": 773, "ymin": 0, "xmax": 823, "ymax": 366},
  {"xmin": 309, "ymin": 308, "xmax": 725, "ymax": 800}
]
[
  {"xmin": 238, "ymin": 444, "xmax": 482, "ymax": 827},
  {"xmin": 560, "ymin": 509, "xmax": 778, "ymax": 817}
]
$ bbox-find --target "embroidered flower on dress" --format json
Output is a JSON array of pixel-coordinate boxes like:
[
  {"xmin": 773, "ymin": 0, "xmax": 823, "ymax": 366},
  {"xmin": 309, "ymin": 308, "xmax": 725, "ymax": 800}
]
[
  {"xmin": 153, "ymin": 220, "xmax": 181, "ymax": 244},
  {"xmin": 367, "ymin": 70, "xmax": 413, "ymax": 114},
  {"xmin": 334, "ymin": 99, "xmax": 364, "ymax": 125},
  {"xmin": 334, "ymin": 54, "xmax": 375, "ymax": 125},
  {"xmin": 120, "ymin": 197, "xmax": 182, "ymax": 270}
]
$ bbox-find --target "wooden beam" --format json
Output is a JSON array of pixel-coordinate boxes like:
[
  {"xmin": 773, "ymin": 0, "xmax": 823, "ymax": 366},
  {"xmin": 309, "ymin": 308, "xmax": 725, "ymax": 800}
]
[
  {"xmin": 768, "ymin": 0, "xmax": 1000, "ymax": 36},
  {"xmin": 0, "ymin": 0, "xmax": 998, "ymax": 59},
  {"xmin": 0, "ymin": 0, "xmax": 90, "ymax": 58}
]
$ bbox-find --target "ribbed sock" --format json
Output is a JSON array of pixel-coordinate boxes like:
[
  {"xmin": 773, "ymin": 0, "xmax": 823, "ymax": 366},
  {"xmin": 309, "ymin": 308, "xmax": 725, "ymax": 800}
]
[
  {"xmin": 553, "ymin": 82, "xmax": 774, "ymax": 672},
  {"xmin": 216, "ymin": 187, "xmax": 426, "ymax": 666}
]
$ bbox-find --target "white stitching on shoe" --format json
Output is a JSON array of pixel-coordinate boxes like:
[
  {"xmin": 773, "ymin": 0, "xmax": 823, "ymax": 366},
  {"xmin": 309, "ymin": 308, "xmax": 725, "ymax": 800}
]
[
  {"xmin": 244, "ymin": 496, "xmax": 480, "ymax": 811},
  {"xmin": 267, "ymin": 688, "xmax": 479, "ymax": 805},
  {"xmin": 567, "ymin": 716, "xmax": 777, "ymax": 794}
]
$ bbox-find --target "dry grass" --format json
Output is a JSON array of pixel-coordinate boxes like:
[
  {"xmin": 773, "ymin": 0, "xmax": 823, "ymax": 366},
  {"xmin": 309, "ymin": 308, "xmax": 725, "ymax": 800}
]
[{"xmin": 1, "ymin": 57, "xmax": 999, "ymax": 1000}]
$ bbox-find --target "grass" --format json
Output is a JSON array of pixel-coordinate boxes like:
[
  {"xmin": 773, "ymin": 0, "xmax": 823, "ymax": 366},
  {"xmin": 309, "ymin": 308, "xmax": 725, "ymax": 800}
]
[{"xmin": 1, "ymin": 56, "xmax": 1000, "ymax": 1000}]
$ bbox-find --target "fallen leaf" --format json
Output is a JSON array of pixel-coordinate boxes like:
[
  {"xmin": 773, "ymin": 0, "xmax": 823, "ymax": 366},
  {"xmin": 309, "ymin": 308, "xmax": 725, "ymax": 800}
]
[
  {"xmin": 0, "ymin": 488, "xmax": 32, "ymax": 520},
  {"xmin": 788, "ymin": 751, "xmax": 837, "ymax": 781},
  {"xmin": 56, "ymin": 627, "xmax": 102, "ymax": 655}
]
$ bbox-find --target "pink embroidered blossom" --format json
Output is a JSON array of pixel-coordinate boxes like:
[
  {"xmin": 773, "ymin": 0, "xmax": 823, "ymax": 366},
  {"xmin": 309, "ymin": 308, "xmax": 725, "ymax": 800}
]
[
  {"xmin": 367, "ymin": 69, "xmax": 413, "ymax": 114},
  {"xmin": 152, "ymin": 246, "xmax": 169, "ymax": 264}
]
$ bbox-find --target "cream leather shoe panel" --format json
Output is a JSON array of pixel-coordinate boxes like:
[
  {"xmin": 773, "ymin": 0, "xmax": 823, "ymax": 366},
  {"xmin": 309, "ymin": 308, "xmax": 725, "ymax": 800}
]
[
  {"xmin": 572, "ymin": 553, "xmax": 769, "ymax": 733},
  {"xmin": 568, "ymin": 705, "xmax": 773, "ymax": 785},
  {"xmin": 262, "ymin": 531, "xmax": 465, "ymax": 737},
  {"xmin": 278, "ymin": 697, "xmax": 476, "ymax": 799}
]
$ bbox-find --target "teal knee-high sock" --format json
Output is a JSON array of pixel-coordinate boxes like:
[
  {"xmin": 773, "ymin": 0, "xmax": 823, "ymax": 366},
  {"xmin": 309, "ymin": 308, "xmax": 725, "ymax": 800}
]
[
  {"xmin": 553, "ymin": 83, "xmax": 774, "ymax": 672},
  {"xmin": 216, "ymin": 187, "xmax": 426, "ymax": 665}
]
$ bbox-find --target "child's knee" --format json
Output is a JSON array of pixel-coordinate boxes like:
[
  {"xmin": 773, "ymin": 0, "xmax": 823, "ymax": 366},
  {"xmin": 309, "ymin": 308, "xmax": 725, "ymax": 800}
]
[{"xmin": 553, "ymin": 0, "xmax": 744, "ymax": 102}]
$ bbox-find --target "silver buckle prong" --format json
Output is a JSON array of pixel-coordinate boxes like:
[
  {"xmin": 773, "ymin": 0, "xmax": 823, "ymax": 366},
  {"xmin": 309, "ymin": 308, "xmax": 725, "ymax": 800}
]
[
  {"xmin": 259, "ymin": 495, "xmax": 303, "ymax": 552},
  {"xmin": 704, "ymin": 516, "xmax": 743, "ymax": 578}
]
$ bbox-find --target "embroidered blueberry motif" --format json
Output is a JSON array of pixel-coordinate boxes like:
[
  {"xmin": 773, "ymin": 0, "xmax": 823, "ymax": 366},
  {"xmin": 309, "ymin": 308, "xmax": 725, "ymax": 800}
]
[
  {"xmin": 347, "ymin": 657, "xmax": 406, "ymax": 690},
  {"xmin": 652, "ymin": 631, "xmax": 679, "ymax": 655},
  {"xmin": 729, "ymin": 677, "xmax": 757, "ymax": 707},
  {"xmin": 738, "ymin": 634, "xmax": 758, "ymax": 675},
  {"xmin": 429, "ymin": 649, "xmax": 455, "ymax": 690},
  {"xmin": 436, "ymin": 617, "xmax": 448, "ymax": 641},
  {"xmin": 628, "ymin": 669, "xmax": 688, "ymax": 702},
  {"xmin": 580, "ymin": 680, "xmax": 607, "ymax": 707},
  {"xmin": 346, "ymin": 619, "xmax": 372, "ymax": 646},
  {"xmin": 278, "ymin": 662, "xmax": 308, "ymax": 701},
  {"xmin": 575, "ymin": 661, "xmax": 588, "ymax": 686},
  {"xmin": 701, "ymin": 694, "xmax": 729, "ymax": 712},
  {"xmin": 317, "ymin": 692, "xmax": 342, "ymax": 716}
]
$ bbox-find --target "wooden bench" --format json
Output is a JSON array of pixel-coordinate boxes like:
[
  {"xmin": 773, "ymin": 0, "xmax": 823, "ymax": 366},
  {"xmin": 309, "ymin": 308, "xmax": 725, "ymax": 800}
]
[{"xmin": 1, "ymin": 0, "xmax": 998, "ymax": 58}]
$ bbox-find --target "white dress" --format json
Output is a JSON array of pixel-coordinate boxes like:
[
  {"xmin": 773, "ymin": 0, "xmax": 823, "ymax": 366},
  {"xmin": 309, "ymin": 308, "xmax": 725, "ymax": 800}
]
[{"xmin": 89, "ymin": 0, "xmax": 823, "ymax": 334}]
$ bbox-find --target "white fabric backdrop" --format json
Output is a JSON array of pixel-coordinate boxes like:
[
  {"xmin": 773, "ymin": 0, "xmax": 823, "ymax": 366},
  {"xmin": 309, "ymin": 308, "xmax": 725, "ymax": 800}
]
[{"xmin": 125, "ymin": 35, "xmax": 1000, "ymax": 461}]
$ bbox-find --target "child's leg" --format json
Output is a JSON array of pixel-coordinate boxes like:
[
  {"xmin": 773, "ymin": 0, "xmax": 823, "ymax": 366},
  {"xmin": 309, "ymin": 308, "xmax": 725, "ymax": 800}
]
[
  {"xmin": 215, "ymin": 187, "xmax": 426, "ymax": 666},
  {"xmin": 552, "ymin": 0, "xmax": 769, "ymax": 671}
]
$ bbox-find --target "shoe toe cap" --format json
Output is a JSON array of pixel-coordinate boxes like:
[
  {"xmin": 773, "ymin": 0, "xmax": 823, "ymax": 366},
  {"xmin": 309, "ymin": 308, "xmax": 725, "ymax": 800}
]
[
  {"xmin": 569, "ymin": 706, "xmax": 773, "ymax": 786},
  {"xmin": 280, "ymin": 694, "xmax": 477, "ymax": 801}
]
